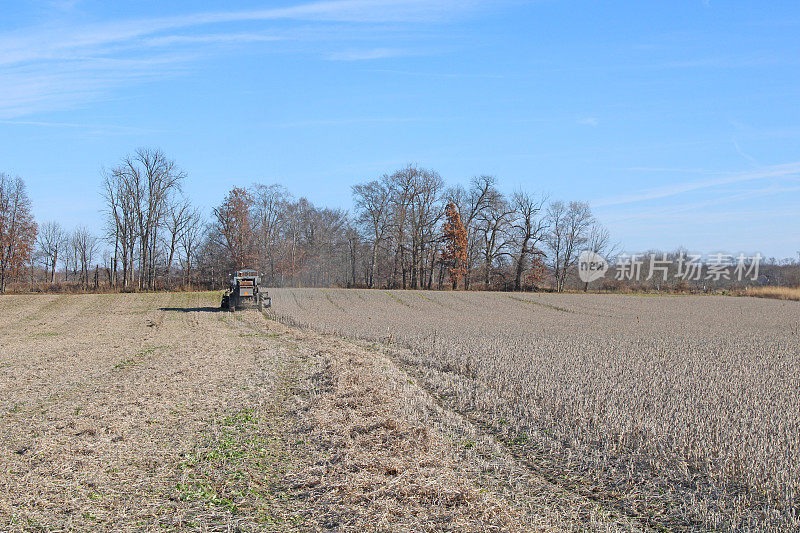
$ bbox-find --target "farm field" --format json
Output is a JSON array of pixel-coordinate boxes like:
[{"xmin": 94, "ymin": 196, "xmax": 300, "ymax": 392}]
[
  {"xmin": 0, "ymin": 292, "xmax": 651, "ymax": 532},
  {"xmin": 271, "ymin": 288, "xmax": 800, "ymax": 531}
]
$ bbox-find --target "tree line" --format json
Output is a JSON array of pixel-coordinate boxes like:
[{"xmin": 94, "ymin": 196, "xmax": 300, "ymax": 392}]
[
  {"xmin": 200, "ymin": 161, "xmax": 614, "ymax": 292},
  {"xmin": 0, "ymin": 147, "xmax": 620, "ymax": 293},
  {"xmin": 4, "ymin": 148, "xmax": 794, "ymax": 295}
]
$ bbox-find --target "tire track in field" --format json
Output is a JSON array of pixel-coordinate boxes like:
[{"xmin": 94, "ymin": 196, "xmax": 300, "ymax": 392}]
[
  {"xmin": 268, "ymin": 311, "xmax": 655, "ymax": 532},
  {"xmin": 368, "ymin": 339, "xmax": 660, "ymax": 533},
  {"xmin": 0, "ymin": 294, "xmax": 64, "ymax": 331}
]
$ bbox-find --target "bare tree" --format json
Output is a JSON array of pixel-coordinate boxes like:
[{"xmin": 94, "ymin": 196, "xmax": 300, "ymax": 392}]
[
  {"xmin": 102, "ymin": 166, "xmax": 139, "ymax": 288},
  {"xmin": 300, "ymin": 205, "xmax": 347, "ymax": 287},
  {"xmin": 385, "ymin": 167, "xmax": 418, "ymax": 288},
  {"xmin": 511, "ymin": 190, "xmax": 547, "ymax": 291},
  {"xmin": 114, "ymin": 148, "xmax": 185, "ymax": 289},
  {"xmin": 407, "ymin": 168, "xmax": 444, "ymax": 289},
  {"xmin": 253, "ymin": 183, "xmax": 289, "ymax": 284},
  {"xmin": 178, "ymin": 208, "xmax": 204, "ymax": 286},
  {"xmin": 583, "ymin": 223, "xmax": 617, "ymax": 291},
  {"xmin": 276, "ymin": 197, "xmax": 309, "ymax": 285},
  {"xmin": 476, "ymin": 189, "xmax": 514, "ymax": 288},
  {"xmin": 102, "ymin": 249, "xmax": 115, "ymax": 286},
  {"xmin": 344, "ymin": 220, "xmax": 361, "ymax": 287},
  {"xmin": 62, "ymin": 232, "xmax": 75, "ymax": 282},
  {"xmin": 352, "ymin": 179, "xmax": 391, "ymax": 288},
  {"xmin": 37, "ymin": 221, "xmax": 67, "ymax": 283},
  {"xmin": 546, "ymin": 200, "xmax": 593, "ymax": 292},
  {"xmin": 545, "ymin": 202, "xmax": 566, "ymax": 292},
  {"xmin": 71, "ymin": 226, "xmax": 97, "ymax": 290},
  {"xmin": 163, "ymin": 199, "xmax": 192, "ymax": 290}
]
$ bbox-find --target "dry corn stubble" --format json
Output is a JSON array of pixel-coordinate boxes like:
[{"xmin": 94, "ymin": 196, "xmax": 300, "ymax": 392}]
[{"xmin": 271, "ymin": 288, "xmax": 800, "ymax": 531}]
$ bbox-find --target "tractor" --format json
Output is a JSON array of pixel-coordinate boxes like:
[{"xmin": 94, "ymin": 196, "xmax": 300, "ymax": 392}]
[{"xmin": 221, "ymin": 269, "xmax": 271, "ymax": 312}]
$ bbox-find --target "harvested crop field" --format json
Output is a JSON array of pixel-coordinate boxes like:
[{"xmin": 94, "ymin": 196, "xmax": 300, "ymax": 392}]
[
  {"xmin": 1, "ymin": 292, "xmax": 654, "ymax": 532},
  {"xmin": 271, "ymin": 288, "xmax": 800, "ymax": 531},
  {"xmin": 1, "ymin": 291, "xmax": 797, "ymax": 531}
]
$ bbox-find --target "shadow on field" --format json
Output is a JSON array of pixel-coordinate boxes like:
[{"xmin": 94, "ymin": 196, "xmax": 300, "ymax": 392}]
[{"xmin": 158, "ymin": 306, "xmax": 222, "ymax": 313}]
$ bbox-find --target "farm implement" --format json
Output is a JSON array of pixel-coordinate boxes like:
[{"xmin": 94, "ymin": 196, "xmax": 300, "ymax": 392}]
[{"xmin": 221, "ymin": 269, "xmax": 271, "ymax": 312}]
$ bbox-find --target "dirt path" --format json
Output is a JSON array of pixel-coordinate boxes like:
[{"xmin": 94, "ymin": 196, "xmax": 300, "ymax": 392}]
[{"xmin": 0, "ymin": 293, "xmax": 647, "ymax": 531}]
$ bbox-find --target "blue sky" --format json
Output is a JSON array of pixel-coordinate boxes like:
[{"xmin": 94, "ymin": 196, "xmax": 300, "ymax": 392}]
[{"xmin": 1, "ymin": 0, "xmax": 798, "ymax": 258}]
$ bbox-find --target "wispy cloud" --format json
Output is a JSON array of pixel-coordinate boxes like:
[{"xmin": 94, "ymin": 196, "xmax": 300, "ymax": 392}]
[
  {"xmin": 1, "ymin": 0, "xmax": 478, "ymax": 66},
  {"xmin": 46, "ymin": 0, "xmax": 82, "ymax": 13},
  {"xmin": 327, "ymin": 47, "xmax": 418, "ymax": 61},
  {"xmin": 603, "ymin": 184, "xmax": 800, "ymax": 223},
  {"xmin": 0, "ymin": 0, "xmax": 493, "ymax": 118},
  {"xmin": 0, "ymin": 119, "xmax": 158, "ymax": 135},
  {"xmin": 593, "ymin": 161, "xmax": 800, "ymax": 207},
  {"xmin": 615, "ymin": 167, "xmax": 720, "ymax": 174},
  {"xmin": 366, "ymin": 68, "xmax": 504, "ymax": 79},
  {"xmin": 732, "ymin": 137, "xmax": 760, "ymax": 167},
  {"xmin": 0, "ymin": 53, "xmax": 193, "ymax": 118},
  {"xmin": 143, "ymin": 33, "xmax": 283, "ymax": 47},
  {"xmin": 578, "ymin": 117, "xmax": 598, "ymax": 127},
  {"xmin": 272, "ymin": 116, "xmax": 431, "ymax": 127},
  {"xmin": 652, "ymin": 54, "xmax": 795, "ymax": 69}
]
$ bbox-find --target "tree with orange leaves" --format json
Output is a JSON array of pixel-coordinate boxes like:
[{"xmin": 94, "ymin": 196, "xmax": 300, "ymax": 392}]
[
  {"xmin": 0, "ymin": 174, "xmax": 37, "ymax": 293},
  {"xmin": 525, "ymin": 251, "xmax": 546, "ymax": 290},
  {"xmin": 214, "ymin": 187, "xmax": 257, "ymax": 270},
  {"xmin": 441, "ymin": 202, "xmax": 468, "ymax": 290}
]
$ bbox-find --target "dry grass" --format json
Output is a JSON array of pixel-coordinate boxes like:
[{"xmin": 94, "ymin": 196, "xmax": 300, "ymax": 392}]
[
  {"xmin": 1, "ymin": 292, "xmax": 633, "ymax": 531},
  {"xmin": 272, "ymin": 288, "xmax": 800, "ymax": 531},
  {"xmin": 0, "ymin": 292, "xmax": 307, "ymax": 530},
  {"xmin": 743, "ymin": 285, "xmax": 800, "ymax": 301},
  {"xmin": 282, "ymin": 329, "xmax": 530, "ymax": 531}
]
